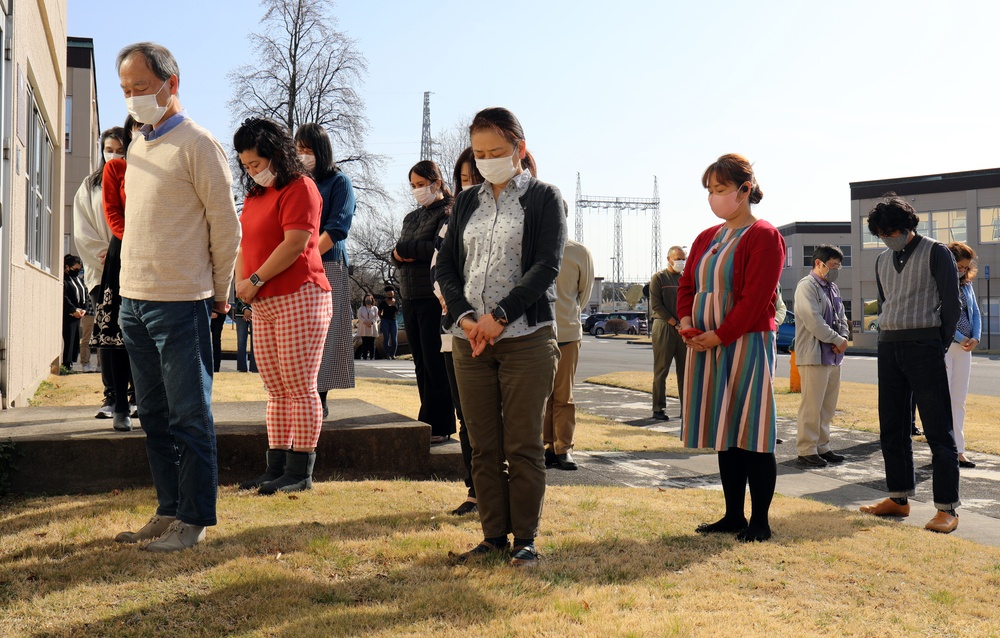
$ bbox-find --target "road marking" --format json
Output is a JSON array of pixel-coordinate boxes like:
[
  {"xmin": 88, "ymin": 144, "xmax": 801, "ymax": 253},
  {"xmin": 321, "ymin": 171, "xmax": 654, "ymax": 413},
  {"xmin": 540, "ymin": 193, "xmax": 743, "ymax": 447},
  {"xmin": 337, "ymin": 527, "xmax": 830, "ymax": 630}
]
[{"xmin": 360, "ymin": 360, "xmax": 416, "ymax": 379}]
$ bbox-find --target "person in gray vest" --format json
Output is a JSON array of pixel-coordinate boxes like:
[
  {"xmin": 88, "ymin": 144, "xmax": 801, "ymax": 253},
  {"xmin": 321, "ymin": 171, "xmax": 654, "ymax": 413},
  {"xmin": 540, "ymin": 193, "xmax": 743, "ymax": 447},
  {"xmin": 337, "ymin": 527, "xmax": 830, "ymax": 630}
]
[{"xmin": 859, "ymin": 194, "xmax": 961, "ymax": 534}]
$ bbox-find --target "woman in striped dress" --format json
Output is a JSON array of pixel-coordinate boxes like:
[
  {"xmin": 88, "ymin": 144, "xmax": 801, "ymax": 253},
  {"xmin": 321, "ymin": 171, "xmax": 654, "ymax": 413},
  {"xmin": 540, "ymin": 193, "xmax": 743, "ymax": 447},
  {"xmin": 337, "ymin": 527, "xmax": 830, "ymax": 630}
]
[{"xmin": 678, "ymin": 154, "xmax": 786, "ymax": 542}]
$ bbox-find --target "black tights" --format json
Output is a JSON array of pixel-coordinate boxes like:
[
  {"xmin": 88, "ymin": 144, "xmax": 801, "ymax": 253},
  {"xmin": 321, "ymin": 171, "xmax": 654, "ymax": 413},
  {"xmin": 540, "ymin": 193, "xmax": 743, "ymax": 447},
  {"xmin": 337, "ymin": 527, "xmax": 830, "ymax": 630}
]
[{"xmin": 709, "ymin": 447, "xmax": 776, "ymax": 540}]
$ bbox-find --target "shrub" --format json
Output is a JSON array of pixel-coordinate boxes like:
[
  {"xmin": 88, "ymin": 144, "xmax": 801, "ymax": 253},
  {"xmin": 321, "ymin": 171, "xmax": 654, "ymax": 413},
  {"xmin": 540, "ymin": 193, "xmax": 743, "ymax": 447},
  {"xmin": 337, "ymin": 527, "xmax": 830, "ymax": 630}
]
[{"xmin": 605, "ymin": 318, "xmax": 629, "ymax": 335}]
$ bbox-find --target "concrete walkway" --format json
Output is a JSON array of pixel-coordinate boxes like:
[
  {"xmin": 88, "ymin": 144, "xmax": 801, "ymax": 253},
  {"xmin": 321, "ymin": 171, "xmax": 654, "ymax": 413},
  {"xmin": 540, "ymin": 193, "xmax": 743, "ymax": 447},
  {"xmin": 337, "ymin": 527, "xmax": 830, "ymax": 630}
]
[{"xmin": 544, "ymin": 383, "xmax": 1000, "ymax": 547}]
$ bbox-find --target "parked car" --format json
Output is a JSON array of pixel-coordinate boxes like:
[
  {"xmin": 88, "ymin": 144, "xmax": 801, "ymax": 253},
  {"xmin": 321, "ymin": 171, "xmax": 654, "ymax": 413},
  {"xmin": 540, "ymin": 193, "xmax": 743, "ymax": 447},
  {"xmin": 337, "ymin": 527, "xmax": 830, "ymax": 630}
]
[
  {"xmin": 776, "ymin": 311, "xmax": 795, "ymax": 353},
  {"xmin": 353, "ymin": 312, "xmax": 410, "ymax": 359},
  {"xmin": 582, "ymin": 313, "xmax": 608, "ymax": 334},
  {"xmin": 590, "ymin": 311, "xmax": 648, "ymax": 336}
]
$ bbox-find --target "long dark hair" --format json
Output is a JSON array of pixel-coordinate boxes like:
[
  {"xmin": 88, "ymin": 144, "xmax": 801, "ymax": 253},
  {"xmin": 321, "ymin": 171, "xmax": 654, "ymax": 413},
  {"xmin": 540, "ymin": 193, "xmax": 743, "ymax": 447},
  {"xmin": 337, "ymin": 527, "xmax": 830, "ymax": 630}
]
[
  {"xmin": 233, "ymin": 117, "xmax": 304, "ymax": 197},
  {"xmin": 409, "ymin": 160, "xmax": 453, "ymax": 200},
  {"xmin": 88, "ymin": 127, "xmax": 130, "ymax": 190},
  {"xmin": 294, "ymin": 123, "xmax": 338, "ymax": 183},
  {"xmin": 452, "ymin": 146, "xmax": 484, "ymax": 191}
]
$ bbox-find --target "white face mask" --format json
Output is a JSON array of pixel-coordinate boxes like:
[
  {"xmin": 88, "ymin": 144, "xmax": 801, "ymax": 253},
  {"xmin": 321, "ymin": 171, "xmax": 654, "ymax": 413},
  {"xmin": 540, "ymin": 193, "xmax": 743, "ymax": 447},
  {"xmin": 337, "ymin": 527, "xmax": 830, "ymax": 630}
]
[
  {"xmin": 412, "ymin": 184, "xmax": 437, "ymax": 207},
  {"xmin": 463, "ymin": 182, "xmax": 480, "ymax": 192},
  {"xmin": 298, "ymin": 153, "xmax": 316, "ymax": 172},
  {"xmin": 103, "ymin": 152, "xmax": 125, "ymax": 164},
  {"xmin": 251, "ymin": 161, "xmax": 276, "ymax": 188},
  {"xmin": 125, "ymin": 79, "xmax": 170, "ymax": 125},
  {"xmin": 476, "ymin": 146, "xmax": 519, "ymax": 185},
  {"xmin": 672, "ymin": 259, "xmax": 686, "ymax": 273}
]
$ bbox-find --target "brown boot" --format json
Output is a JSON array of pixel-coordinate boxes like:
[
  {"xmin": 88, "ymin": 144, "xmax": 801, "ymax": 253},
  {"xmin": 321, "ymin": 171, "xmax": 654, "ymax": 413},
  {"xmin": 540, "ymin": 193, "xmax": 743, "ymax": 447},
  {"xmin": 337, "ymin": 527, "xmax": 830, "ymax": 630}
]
[{"xmin": 859, "ymin": 498, "xmax": 910, "ymax": 517}]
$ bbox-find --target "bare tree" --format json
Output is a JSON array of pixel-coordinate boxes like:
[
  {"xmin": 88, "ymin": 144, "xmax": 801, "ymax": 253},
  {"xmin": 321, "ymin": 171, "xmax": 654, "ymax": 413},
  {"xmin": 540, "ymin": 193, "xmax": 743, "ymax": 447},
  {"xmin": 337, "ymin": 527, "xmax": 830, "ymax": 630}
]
[
  {"xmin": 228, "ymin": 0, "xmax": 389, "ymax": 217},
  {"xmin": 432, "ymin": 119, "xmax": 471, "ymax": 190}
]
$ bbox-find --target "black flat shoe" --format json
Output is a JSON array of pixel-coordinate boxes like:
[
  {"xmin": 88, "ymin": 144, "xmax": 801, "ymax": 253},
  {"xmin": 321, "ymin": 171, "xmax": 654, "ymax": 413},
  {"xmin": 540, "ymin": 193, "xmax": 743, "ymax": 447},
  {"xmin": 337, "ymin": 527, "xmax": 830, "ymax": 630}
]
[
  {"xmin": 736, "ymin": 525, "xmax": 772, "ymax": 542},
  {"xmin": 797, "ymin": 454, "xmax": 828, "ymax": 468},
  {"xmin": 544, "ymin": 448, "xmax": 558, "ymax": 468},
  {"xmin": 451, "ymin": 500, "xmax": 478, "ymax": 516},
  {"xmin": 820, "ymin": 450, "xmax": 845, "ymax": 463},
  {"xmin": 554, "ymin": 452, "xmax": 578, "ymax": 471},
  {"xmin": 959, "ymin": 459, "xmax": 976, "ymax": 468},
  {"xmin": 696, "ymin": 517, "xmax": 748, "ymax": 534},
  {"xmin": 652, "ymin": 411, "xmax": 670, "ymax": 421}
]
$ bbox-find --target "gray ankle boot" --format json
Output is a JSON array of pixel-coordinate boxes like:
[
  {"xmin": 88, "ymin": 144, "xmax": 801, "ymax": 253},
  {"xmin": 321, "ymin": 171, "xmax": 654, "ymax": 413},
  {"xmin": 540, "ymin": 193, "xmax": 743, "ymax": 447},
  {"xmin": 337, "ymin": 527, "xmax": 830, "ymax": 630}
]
[
  {"xmin": 259, "ymin": 451, "xmax": 316, "ymax": 495},
  {"xmin": 239, "ymin": 449, "xmax": 286, "ymax": 490}
]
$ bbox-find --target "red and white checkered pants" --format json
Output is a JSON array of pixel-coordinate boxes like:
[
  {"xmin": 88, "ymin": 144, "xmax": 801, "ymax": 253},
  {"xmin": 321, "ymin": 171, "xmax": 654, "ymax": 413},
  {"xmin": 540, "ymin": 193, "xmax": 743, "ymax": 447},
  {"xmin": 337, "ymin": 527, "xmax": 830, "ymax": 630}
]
[{"xmin": 251, "ymin": 283, "xmax": 333, "ymax": 449}]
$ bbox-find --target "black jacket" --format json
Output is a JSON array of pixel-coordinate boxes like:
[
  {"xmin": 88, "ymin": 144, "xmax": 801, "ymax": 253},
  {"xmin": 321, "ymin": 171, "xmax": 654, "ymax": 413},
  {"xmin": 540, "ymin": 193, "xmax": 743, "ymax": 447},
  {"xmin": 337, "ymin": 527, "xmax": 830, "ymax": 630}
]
[
  {"xmin": 392, "ymin": 196, "xmax": 452, "ymax": 300},
  {"xmin": 436, "ymin": 177, "xmax": 566, "ymax": 329}
]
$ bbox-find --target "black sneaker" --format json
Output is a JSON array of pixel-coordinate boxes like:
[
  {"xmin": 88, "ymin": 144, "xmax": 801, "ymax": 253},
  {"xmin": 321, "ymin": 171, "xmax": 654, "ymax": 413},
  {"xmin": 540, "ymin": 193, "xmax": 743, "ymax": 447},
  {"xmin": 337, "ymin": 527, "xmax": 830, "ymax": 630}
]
[
  {"xmin": 652, "ymin": 410, "xmax": 670, "ymax": 421},
  {"xmin": 544, "ymin": 448, "xmax": 558, "ymax": 468}
]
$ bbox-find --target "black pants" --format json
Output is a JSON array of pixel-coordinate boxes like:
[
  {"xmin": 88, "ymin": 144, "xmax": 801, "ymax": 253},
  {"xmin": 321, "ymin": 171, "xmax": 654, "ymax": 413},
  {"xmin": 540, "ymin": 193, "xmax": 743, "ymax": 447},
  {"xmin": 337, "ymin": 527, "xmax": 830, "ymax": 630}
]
[
  {"xmin": 360, "ymin": 336, "xmax": 376, "ymax": 359},
  {"xmin": 401, "ymin": 298, "xmax": 455, "ymax": 437},
  {"xmin": 211, "ymin": 311, "xmax": 227, "ymax": 373},
  {"xmin": 62, "ymin": 317, "xmax": 81, "ymax": 367},
  {"xmin": 444, "ymin": 350, "xmax": 473, "ymax": 497}
]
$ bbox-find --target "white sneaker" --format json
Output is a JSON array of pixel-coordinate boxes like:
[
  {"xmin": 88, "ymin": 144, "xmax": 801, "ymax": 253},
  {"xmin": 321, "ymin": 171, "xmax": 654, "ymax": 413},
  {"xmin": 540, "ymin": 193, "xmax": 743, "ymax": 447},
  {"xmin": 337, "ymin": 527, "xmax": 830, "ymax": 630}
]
[
  {"xmin": 81, "ymin": 363, "xmax": 96, "ymax": 373},
  {"xmin": 95, "ymin": 402, "xmax": 114, "ymax": 419},
  {"xmin": 145, "ymin": 520, "xmax": 206, "ymax": 553},
  {"xmin": 115, "ymin": 514, "xmax": 176, "ymax": 543},
  {"xmin": 130, "ymin": 403, "xmax": 138, "ymax": 418}
]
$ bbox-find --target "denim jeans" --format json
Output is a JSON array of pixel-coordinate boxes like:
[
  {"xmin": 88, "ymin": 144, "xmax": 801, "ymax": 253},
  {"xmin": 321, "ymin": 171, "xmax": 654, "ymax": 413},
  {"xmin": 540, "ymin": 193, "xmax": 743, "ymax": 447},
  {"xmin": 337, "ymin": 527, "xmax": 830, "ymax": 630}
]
[
  {"xmin": 234, "ymin": 314, "xmax": 257, "ymax": 372},
  {"xmin": 877, "ymin": 339, "xmax": 960, "ymax": 510},
  {"xmin": 380, "ymin": 318, "xmax": 398, "ymax": 358},
  {"xmin": 120, "ymin": 297, "xmax": 219, "ymax": 526}
]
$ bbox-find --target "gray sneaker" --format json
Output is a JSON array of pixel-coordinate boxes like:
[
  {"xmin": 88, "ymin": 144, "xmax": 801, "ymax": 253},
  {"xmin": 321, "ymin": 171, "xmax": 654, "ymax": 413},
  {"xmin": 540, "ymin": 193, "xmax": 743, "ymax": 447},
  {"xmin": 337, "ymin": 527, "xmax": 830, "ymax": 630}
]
[
  {"xmin": 145, "ymin": 520, "xmax": 206, "ymax": 553},
  {"xmin": 114, "ymin": 514, "xmax": 176, "ymax": 543},
  {"xmin": 95, "ymin": 400, "xmax": 114, "ymax": 419}
]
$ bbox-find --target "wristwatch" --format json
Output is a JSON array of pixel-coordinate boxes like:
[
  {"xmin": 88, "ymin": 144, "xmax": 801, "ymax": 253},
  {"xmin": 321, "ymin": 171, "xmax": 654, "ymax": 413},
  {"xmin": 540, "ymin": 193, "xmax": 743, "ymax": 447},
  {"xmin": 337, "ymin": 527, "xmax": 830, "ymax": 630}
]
[
  {"xmin": 249, "ymin": 273, "xmax": 265, "ymax": 287},
  {"xmin": 491, "ymin": 306, "xmax": 509, "ymax": 326}
]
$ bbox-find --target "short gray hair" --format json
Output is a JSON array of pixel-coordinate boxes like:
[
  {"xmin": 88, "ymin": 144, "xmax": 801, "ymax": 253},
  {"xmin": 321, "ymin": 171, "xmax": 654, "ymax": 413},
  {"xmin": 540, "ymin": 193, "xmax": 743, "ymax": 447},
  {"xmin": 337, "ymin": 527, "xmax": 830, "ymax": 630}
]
[
  {"xmin": 667, "ymin": 245, "xmax": 685, "ymax": 259},
  {"xmin": 116, "ymin": 42, "xmax": 180, "ymax": 81}
]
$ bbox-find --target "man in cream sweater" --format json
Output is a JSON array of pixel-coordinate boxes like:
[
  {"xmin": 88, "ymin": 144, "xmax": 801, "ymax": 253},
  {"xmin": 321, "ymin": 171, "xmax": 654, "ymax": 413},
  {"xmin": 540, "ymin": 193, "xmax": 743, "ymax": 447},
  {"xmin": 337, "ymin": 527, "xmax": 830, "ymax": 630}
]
[
  {"xmin": 114, "ymin": 42, "xmax": 241, "ymax": 552},
  {"xmin": 544, "ymin": 237, "xmax": 594, "ymax": 470}
]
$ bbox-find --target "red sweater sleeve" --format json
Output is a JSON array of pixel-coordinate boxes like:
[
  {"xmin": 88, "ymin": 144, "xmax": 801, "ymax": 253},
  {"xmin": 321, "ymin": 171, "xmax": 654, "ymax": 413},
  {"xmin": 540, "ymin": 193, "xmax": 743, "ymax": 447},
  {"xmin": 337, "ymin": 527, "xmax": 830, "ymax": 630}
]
[
  {"xmin": 714, "ymin": 221, "xmax": 786, "ymax": 345},
  {"xmin": 102, "ymin": 159, "xmax": 127, "ymax": 240}
]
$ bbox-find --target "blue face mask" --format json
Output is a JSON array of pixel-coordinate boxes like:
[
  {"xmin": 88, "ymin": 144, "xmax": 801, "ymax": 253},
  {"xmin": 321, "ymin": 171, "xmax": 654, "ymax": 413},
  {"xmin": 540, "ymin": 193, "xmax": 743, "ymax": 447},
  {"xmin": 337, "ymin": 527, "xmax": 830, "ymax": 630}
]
[{"xmin": 882, "ymin": 234, "xmax": 908, "ymax": 252}]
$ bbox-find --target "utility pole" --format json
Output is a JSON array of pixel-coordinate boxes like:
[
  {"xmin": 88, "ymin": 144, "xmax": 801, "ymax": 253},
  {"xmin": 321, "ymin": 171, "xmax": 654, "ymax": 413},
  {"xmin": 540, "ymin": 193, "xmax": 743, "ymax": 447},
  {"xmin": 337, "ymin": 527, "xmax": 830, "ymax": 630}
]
[{"xmin": 420, "ymin": 91, "xmax": 433, "ymax": 162}]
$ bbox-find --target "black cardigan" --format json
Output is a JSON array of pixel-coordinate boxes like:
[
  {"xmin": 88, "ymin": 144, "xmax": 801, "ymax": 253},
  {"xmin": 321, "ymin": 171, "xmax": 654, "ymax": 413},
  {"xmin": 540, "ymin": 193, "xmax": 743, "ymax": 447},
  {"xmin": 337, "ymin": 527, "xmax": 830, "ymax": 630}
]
[{"xmin": 436, "ymin": 177, "xmax": 566, "ymax": 329}]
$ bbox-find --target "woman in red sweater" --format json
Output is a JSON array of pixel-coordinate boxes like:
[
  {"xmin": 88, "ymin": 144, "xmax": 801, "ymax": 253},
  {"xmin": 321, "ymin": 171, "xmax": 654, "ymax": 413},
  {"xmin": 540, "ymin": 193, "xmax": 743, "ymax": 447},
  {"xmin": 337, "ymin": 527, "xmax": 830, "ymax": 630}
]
[
  {"xmin": 234, "ymin": 118, "xmax": 332, "ymax": 495},
  {"xmin": 677, "ymin": 153, "xmax": 786, "ymax": 542}
]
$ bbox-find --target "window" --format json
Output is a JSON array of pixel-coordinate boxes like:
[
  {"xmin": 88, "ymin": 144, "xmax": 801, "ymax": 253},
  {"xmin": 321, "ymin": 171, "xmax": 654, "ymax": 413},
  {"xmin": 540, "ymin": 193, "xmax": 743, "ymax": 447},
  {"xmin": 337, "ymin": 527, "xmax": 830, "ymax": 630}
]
[
  {"xmin": 862, "ymin": 220, "xmax": 882, "ymax": 249},
  {"xmin": 24, "ymin": 87, "xmax": 54, "ymax": 271},
  {"xmin": 917, "ymin": 210, "xmax": 965, "ymax": 244},
  {"xmin": 842, "ymin": 300, "xmax": 852, "ymax": 321},
  {"xmin": 65, "ymin": 95, "xmax": 72, "ymax": 152},
  {"xmin": 979, "ymin": 207, "xmax": 1000, "ymax": 244},
  {"xmin": 862, "ymin": 298, "xmax": 879, "ymax": 332}
]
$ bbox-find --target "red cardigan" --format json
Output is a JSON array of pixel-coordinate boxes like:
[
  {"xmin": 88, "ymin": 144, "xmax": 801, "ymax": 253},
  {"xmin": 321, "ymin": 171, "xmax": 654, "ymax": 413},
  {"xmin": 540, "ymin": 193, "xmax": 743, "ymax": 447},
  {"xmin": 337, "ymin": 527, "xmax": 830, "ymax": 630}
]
[
  {"xmin": 102, "ymin": 159, "xmax": 127, "ymax": 240},
  {"xmin": 677, "ymin": 219, "xmax": 786, "ymax": 346}
]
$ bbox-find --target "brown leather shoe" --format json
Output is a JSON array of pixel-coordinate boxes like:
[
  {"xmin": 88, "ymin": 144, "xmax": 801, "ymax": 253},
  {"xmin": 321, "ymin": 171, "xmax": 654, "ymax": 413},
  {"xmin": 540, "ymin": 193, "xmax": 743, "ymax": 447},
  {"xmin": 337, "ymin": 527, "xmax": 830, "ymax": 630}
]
[
  {"xmin": 925, "ymin": 510, "xmax": 958, "ymax": 534},
  {"xmin": 859, "ymin": 498, "xmax": 910, "ymax": 517}
]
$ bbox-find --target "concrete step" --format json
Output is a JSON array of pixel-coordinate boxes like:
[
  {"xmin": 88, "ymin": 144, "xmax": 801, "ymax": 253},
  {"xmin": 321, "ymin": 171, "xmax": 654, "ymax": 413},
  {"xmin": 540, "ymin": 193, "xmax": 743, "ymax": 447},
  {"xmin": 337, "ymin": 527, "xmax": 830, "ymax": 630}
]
[{"xmin": 0, "ymin": 399, "xmax": 465, "ymax": 495}]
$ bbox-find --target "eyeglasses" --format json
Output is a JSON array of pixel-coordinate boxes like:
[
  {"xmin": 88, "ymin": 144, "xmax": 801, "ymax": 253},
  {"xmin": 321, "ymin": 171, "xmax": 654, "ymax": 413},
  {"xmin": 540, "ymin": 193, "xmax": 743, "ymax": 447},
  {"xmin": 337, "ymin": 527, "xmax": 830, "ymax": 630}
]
[
  {"xmin": 876, "ymin": 231, "xmax": 902, "ymax": 239},
  {"xmin": 824, "ymin": 262, "xmax": 842, "ymax": 270}
]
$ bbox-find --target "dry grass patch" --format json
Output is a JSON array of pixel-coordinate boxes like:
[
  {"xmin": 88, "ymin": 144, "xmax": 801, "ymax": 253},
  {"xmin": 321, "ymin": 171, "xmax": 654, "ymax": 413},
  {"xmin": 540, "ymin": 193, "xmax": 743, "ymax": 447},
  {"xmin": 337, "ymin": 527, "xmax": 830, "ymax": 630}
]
[
  {"xmin": 1, "ymin": 481, "xmax": 999, "ymax": 637},
  {"xmin": 31, "ymin": 374, "xmax": 683, "ymax": 454},
  {"xmin": 587, "ymin": 370, "xmax": 1000, "ymax": 456}
]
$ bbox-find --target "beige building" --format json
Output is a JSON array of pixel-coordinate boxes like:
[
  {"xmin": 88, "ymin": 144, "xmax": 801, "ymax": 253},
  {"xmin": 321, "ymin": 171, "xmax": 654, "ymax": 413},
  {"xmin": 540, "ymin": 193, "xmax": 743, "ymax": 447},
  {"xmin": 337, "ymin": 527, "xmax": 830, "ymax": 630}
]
[
  {"xmin": 64, "ymin": 36, "xmax": 100, "ymax": 258},
  {"xmin": 851, "ymin": 169, "xmax": 1000, "ymax": 349},
  {"xmin": 777, "ymin": 221, "xmax": 855, "ymax": 322},
  {"xmin": 0, "ymin": 0, "xmax": 68, "ymax": 408}
]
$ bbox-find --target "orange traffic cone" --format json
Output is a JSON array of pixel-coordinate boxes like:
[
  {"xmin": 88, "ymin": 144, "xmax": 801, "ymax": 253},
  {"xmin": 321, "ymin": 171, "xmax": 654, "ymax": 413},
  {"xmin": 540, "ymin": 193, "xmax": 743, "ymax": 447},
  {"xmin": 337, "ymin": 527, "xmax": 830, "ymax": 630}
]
[{"xmin": 789, "ymin": 349, "xmax": 801, "ymax": 393}]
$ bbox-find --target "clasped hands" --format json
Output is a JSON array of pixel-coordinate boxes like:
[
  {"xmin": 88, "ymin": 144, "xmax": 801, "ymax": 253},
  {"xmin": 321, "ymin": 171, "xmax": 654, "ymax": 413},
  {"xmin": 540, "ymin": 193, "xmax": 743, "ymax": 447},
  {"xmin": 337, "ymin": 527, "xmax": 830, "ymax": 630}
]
[
  {"xmin": 460, "ymin": 314, "xmax": 504, "ymax": 357},
  {"xmin": 678, "ymin": 319, "xmax": 721, "ymax": 352}
]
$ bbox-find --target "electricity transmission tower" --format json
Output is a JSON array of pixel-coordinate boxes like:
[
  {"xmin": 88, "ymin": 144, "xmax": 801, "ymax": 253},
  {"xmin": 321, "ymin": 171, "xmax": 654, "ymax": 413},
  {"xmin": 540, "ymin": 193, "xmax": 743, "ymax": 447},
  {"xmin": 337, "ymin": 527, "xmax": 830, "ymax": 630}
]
[
  {"xmin": 575, "ymin": 174, "xmax": 662, "ymax": 287},
  {"xmin": 420, "ymin": 91, "xmax": 433, "ymax": 162}
]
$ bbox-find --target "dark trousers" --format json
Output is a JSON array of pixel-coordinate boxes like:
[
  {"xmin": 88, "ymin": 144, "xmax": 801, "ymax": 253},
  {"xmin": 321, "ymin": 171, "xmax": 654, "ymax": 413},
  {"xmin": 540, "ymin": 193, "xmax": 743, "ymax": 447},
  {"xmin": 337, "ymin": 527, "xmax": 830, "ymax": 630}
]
[
  {"xmin": 62, "ymin": 318, "xmax": 81, "ymax": 366},
  {"xmin": 211, "ymin": 312, "xmax": 227, "ymax": 373},
  {"xmin": 652, "ymin": 318, "xmax": 686, "ymax": 413},
  {"xmin": 360, "ymin": 336, "xmax": 376, "ymax": 359},
  {"xmin": 380, "ymin": 319, "xmax": 398, "ymax": 358},
  {"xmin": 453, "ymin": 328, "xmax": 559, "ymax": 540},
  {"xmin": 401, "ymin": 298, "xmax": 455, "ymax": 437},
  {"xmin": 234, "ymin": 314, "xmax": 257, "ymax": 372},
  {"xmin": 444, "ymin": 350, "xmax": 473, "ymax": 497},
  {"xmin": 877, "ymin": 339, "xmax": 960, "ymax": 510}
]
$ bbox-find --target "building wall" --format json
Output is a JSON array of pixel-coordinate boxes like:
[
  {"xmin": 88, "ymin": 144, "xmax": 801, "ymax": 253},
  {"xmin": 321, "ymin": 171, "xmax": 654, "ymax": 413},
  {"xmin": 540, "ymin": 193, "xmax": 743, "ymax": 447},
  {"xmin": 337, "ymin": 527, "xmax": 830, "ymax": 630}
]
[
  {"xmin": 851, "ymin": 178, "xmax": 1000, "ymax": 350},
  {"xmin": 776, "ymin": 223, "xmax": 854, "ymax": 324},
  {"xmin": 64, "ymin": 38, "xmax": 99, "ymax": 258},
  {"xmin": 0, "ymin": 0, "xmax": 67, "ymax": 408}
]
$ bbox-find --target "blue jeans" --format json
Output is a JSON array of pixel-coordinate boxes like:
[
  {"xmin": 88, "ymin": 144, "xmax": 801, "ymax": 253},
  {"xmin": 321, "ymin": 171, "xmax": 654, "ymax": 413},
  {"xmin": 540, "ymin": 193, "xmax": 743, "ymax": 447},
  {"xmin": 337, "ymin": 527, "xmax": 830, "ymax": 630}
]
[
  {"xmin": 380, "ymin": 318, "xmax": 398, "ymax": 358},
  {"xmin": 234, "ymin": 314, "xmax": 257, "ymax": 372},
  {"xmin": 877, "ymin": 339, "xmax": 960, "ymax": 510},
  {"xmin": 120, "ymin": 297, "xmax": 218, "ymax": 526}
]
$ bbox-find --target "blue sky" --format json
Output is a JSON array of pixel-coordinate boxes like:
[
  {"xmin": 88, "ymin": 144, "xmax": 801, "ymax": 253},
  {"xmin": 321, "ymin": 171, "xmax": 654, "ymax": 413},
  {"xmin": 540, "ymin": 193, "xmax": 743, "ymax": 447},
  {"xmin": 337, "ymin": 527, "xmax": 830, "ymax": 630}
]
[{"xmin": 69, "ymin": 0, "xmax": 1000, "ymax": 282}]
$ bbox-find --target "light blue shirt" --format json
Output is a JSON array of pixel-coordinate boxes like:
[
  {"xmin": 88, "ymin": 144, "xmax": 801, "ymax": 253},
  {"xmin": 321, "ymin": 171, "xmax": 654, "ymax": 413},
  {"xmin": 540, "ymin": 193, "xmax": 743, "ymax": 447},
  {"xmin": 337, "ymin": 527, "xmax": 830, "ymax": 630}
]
[{"xmin": 141, "ymin": 110, "xmax": 188, "ymax": 141}]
